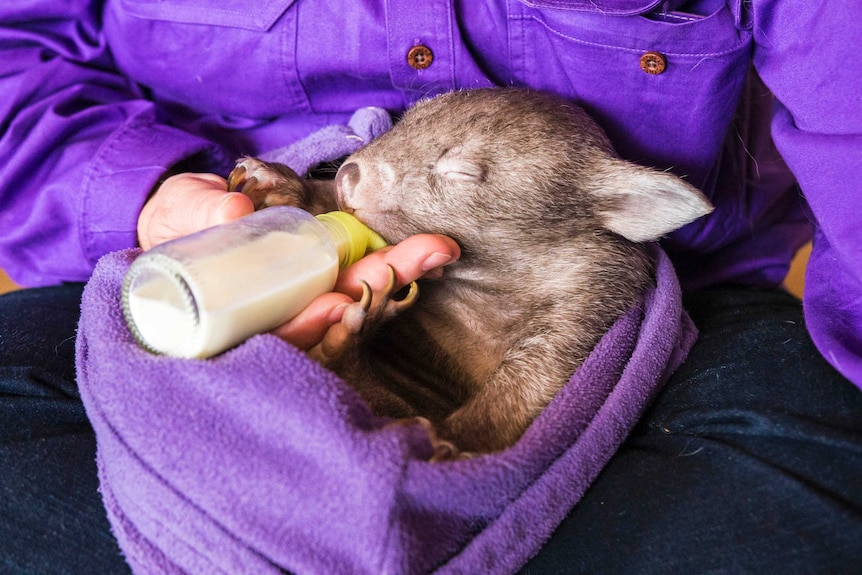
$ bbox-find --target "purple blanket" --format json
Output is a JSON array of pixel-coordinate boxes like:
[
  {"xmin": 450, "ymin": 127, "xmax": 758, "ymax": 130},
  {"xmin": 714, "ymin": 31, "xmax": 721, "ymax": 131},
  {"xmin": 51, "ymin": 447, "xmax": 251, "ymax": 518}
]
[{"xmin": 76, "ymin": 111, "xmax": 697, "ymax": 574}]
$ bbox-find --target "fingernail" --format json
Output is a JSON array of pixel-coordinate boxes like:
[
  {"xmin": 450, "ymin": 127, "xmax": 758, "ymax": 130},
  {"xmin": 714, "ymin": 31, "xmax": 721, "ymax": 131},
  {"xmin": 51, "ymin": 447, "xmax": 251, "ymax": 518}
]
[{"xmin": 421, "ymin": 252, "xmax": 453, "ymax": 272}]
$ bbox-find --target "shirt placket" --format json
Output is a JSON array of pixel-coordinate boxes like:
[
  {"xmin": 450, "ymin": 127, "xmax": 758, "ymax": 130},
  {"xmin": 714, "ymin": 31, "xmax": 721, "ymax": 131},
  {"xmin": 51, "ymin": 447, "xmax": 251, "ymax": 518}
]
[{"xmin": 385, "ymin": 0, "xmax": 455, "ymax": 104}]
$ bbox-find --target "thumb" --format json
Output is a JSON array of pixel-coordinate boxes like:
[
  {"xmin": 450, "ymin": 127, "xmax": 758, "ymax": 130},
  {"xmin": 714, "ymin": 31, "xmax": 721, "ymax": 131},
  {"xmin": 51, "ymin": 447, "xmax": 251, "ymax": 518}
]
[
  {"xmin": 212, "ymin": 192, "xmax": 255, "ymax": 225},
  {"xmin": 139, "ymin": 174, "xmax": 255, "ymax": 249}
]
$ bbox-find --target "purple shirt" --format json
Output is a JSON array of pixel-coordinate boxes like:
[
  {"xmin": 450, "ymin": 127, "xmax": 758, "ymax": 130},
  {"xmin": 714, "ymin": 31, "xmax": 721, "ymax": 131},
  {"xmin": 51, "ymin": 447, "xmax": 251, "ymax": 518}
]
[{"xmin": 1, "ymin": 0, "xmax": 861, "ymax": 388}]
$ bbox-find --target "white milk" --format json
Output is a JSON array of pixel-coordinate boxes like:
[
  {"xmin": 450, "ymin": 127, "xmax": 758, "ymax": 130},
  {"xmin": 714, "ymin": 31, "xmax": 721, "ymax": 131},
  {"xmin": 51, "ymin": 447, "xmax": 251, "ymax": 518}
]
[
  {"xmin": 127, "ymin": 232, "xmax": 337, "ymax": 358},
  {"xmin": 123, "ymin": 207, "xmax": 385, "ymax": 359}
]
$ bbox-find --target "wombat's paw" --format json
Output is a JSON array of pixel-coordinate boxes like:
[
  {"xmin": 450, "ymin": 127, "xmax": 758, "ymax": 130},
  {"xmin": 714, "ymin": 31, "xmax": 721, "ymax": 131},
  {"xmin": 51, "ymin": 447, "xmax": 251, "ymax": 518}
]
[
  {"xmin": 364, "ymin": 264, "xmax": 420, "ymax": 326},
  {"xmin": 308, "ymin": 265, "xmax": 418, "ymax": 367},
  {"xmin": 227, "ymin": 156, "xmax": 308, "ymax": 210},
  {"xmin": 307, "ymin": 285, "xmax": 371, "ymax": 366},
  {"xmin": 389, "ymin": 417, "xmax": 471, "ymax": 462}
]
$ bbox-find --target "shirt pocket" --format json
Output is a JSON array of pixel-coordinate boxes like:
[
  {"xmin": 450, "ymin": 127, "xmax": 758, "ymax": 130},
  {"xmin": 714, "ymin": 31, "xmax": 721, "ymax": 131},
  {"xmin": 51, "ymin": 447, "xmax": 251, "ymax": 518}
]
[
  {"xmin": 508, "ymin": 0, "xmax": 752, "ymax": 188},
  {"xmin": 110, "ymin": 0, "xmax": 306, "ymax": 118},
  {"xmin": 120, "ymin": 0, "xmax": 296, "ymax": 31}
]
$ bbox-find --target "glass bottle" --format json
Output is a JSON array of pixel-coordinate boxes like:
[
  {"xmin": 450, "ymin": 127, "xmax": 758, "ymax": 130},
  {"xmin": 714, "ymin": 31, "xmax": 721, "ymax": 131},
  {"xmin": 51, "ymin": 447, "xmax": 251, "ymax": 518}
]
[{"xmin": 122, "ymin": 206, "xmax": 386, "ymax": 359}]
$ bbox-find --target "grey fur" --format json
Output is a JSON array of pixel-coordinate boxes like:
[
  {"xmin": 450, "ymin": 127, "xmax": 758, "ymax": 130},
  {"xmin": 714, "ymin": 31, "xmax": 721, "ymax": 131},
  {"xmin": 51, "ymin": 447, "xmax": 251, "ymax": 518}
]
[{"xmin": 229, "ymin": 88, "xmax": 712, "ymax": 455}]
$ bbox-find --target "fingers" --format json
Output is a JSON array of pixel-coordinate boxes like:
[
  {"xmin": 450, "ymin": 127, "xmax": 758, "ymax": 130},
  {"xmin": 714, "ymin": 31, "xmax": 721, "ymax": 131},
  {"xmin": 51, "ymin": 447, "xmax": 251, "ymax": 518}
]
[
  {"xmin": 137, "ymin": 173, "xmax": 254, "ymax": 249},
  {"xmin": 213, "ymin": 191, "xmax": 256, "ymax": 225},
  {"xmin": 334, "ymin": 234, "xmax": 460, "ymax": 300},
  {"xmin": 269, "ymin": 292, "xmax": 354, "ymax": 351},
  {"xmin": 271, "ymin": 234, "xmax": 460, "ymax": 351}
]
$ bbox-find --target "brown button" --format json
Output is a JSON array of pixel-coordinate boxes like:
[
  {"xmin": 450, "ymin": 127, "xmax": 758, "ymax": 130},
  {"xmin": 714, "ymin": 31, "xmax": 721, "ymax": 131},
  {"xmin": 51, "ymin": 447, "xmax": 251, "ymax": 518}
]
[
  {"xmin": 639, "ymin": 51, "xmax": 667, "ymax": 75},
  {"xmin": 407, "ymin": 45, "xmax": 434, "ymax": 70}
]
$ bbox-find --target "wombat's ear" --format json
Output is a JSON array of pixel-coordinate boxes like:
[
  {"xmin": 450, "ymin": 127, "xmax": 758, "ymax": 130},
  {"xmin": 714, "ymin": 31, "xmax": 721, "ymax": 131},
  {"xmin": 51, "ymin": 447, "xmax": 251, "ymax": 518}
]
[{"xmin": 594, "ymin": 161, "xmax": 713, "ymax": 242}]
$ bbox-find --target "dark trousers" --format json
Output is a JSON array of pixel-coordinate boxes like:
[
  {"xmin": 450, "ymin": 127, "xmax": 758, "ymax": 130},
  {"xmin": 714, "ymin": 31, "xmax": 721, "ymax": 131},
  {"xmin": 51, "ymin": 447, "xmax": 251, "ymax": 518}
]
[{"xmin": 1, "ymin": 285, "xmax": 860, "ymax": 574}]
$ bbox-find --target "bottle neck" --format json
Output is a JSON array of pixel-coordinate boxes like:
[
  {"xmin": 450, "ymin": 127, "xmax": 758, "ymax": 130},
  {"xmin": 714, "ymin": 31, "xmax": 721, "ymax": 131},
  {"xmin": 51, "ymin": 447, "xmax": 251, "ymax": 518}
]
[{"xmin": 315, "ymin": 212, "xmax": 388, "ymax": 269}]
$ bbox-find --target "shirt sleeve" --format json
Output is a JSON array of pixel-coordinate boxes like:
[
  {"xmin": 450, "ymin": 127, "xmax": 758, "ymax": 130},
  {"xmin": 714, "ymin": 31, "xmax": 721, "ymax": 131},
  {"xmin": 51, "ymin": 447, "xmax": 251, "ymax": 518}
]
[
  {"xmin": 0, "ymin": 2, "xmax": 231, "ymax": 286},
  {"xmin": 752, "ymin": 0, "xmax": 862, "ymax": 388}
]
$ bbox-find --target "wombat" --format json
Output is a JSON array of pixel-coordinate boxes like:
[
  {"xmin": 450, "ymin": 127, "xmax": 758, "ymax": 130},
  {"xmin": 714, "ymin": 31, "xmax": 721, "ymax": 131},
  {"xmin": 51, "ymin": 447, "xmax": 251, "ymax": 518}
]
[{"xmin": 227, "ymin": 88, "xmax": 712, "ymax": 458}]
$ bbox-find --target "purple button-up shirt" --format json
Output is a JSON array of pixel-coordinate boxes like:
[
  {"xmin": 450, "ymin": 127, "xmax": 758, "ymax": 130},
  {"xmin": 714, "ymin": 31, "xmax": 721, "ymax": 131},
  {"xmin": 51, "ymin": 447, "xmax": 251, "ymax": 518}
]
[{"xmin": 1, "ymin": 0, "xmax": 861, "ymax": 388}]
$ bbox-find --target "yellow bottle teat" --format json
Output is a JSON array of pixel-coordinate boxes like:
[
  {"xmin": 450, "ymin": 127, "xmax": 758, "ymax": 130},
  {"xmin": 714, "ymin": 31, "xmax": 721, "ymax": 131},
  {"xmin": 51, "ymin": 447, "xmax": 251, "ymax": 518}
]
[{"xmin": 315, "ymin": 211, "xmax": 388, "ymax": 268}]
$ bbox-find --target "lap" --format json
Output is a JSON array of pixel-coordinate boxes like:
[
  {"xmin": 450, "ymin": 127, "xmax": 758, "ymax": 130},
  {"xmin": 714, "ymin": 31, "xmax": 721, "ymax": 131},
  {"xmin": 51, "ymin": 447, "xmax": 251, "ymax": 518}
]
[
  {"xmin": 0, "ymin": 284, "xmax": 132, "ymax": 574},
  {"xmin": 2, "ymin": 285, "xmax": 860, "ymax": 573},
  {"xmin": 522, "ymin": 288, "xmax": 862, "ymax": 573}
]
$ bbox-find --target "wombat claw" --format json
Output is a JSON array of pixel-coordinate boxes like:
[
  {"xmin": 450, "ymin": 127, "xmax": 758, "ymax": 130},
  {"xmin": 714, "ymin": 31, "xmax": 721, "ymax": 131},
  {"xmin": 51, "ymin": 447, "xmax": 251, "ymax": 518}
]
[
  {"xmin": 227, "ymin": 157, "xmax": 310, "ymax": 210},
  {"xmin": 355, "ymin": 264, "xmax": 419, "ymax": 325},
  {"xmin": 389, "ymin": 416, "xmax": 472, "ymax": 462},
  {"xmin": 376, "ymin": 264, "xmax": 420, "ymax": 320},
  {"xmin": 309, "ymin": 265, "xmax": 419, "ymax": 366},
  {"xmin": 227, "ymin": 164, "xmax": 258, "ymax": 195}
]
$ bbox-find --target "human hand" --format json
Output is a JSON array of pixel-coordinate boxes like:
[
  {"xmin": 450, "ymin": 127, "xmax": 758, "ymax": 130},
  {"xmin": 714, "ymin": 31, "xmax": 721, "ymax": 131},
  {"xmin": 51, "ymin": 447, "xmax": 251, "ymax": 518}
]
[
  {"xmin": 138, "ymin": 172, "xmax": 459, "ymax": 353},
  {"xmin": 137, "ymin": 173, "xmax": 255, "ymax": 250},
  {"xmin": 271, "ymin": 234, "xmax": 460, "ymax": 351}
]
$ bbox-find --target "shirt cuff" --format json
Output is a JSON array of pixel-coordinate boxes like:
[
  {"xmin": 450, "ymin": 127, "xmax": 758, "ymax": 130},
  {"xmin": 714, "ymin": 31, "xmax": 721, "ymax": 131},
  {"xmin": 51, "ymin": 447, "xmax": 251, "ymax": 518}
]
[
  {"xmin": 803, "ymin": 229, "xmax": 862, "ymax": 390},
  {"xmin": 80, "ymin": 117, "xmax": 232, "ymax": 268}
]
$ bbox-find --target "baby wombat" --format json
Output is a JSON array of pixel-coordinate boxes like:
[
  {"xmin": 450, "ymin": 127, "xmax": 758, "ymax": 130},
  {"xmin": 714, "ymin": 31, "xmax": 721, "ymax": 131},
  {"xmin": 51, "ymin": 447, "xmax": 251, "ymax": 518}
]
[{"xmin": 227, "ymin": 88, "xmax": 712, "ymax": 458}]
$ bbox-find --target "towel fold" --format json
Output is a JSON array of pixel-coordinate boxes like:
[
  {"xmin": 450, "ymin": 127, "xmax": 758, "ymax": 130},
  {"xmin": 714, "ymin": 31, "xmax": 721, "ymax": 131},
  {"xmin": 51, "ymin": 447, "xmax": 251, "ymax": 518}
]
[{"xmin": 76, "ymin": 110, "xmax": 697, "ymax": 574}]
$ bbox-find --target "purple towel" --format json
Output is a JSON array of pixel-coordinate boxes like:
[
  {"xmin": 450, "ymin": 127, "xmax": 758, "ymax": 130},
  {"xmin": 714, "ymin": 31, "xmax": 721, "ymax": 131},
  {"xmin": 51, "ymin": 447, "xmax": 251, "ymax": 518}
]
[
  {"xmin": 259, "ymin": 106, "xmax": 393, "ymax": 175},
  {"xmin": 76, "ymin": 111, "xmax": 697, "ymax": 574}
]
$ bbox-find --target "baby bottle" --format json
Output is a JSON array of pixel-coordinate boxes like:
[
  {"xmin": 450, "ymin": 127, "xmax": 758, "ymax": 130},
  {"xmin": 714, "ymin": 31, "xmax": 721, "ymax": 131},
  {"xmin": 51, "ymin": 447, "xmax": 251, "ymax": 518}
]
[{"xmin": 121, "ymin": 206, "xmax": 387, "ymax": 359}]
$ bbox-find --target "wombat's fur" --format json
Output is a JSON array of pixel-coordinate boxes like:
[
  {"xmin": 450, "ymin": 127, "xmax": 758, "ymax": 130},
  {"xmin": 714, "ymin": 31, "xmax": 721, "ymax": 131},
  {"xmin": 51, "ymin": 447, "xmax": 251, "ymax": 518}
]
[{"xmin": 228, "ymin": 88, "xmax": 712, "ymax": 457}]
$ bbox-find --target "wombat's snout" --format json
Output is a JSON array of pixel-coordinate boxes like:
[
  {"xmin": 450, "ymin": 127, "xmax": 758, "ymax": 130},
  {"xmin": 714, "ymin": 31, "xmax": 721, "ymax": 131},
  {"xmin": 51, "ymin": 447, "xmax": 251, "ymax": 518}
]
[{"xmin": 335, "ymin": 162, "xmax": 360, "ymax": 209}]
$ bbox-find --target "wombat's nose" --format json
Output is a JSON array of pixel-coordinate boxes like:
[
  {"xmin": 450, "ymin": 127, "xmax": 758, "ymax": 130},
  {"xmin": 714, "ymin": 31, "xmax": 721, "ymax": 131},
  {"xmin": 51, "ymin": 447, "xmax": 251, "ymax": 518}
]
[{"xmin": 335, "ymin": 162, "xmax": 360, "ymax": 199}]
